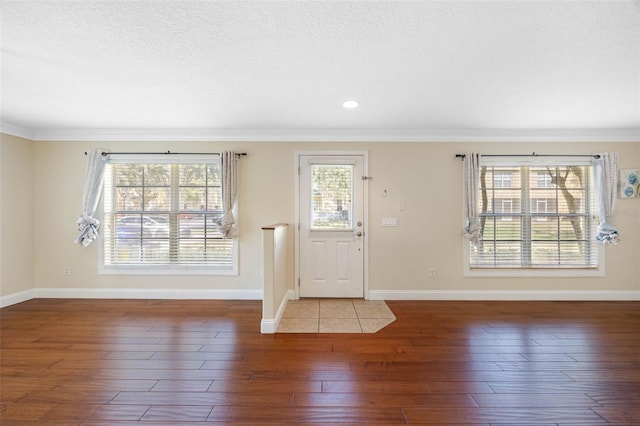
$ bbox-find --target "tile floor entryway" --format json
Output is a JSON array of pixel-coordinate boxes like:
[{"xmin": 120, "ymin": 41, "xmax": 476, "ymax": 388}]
[{"xmin": 277, "ymin": 299, "xmax": 396, "ymax": 333}]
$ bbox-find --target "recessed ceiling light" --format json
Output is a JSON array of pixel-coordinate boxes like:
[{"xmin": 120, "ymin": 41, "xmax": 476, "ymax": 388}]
[{"xmin": 342, "ymin": 100, "xmax": 359, "ymax": 109}]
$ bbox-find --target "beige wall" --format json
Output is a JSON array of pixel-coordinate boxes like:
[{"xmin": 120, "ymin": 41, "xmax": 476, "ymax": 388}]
[
  {"xmin": 368, "ymin": 142, "xmax": 639, "ymax": 294},
  {"xmin": 2, "ymin": 136, "xmax": 639, "ymax": 300},
  {"xmin": 1, "ymin": 133, "xmax": 34, "ymax": 298}
]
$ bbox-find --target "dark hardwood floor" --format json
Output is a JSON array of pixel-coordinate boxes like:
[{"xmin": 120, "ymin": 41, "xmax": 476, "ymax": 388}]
[{"xmin": 1, "ymin": 298, "xmax": 639, "ymax": 425}]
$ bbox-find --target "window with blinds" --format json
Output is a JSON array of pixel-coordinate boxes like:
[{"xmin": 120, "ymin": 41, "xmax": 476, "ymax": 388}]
[
  {"xmin": 469, "ymin": 160, "xmax": 600, "ymax": 270},
  {"xmin": 102, "ymin": 157, "xmax": 236, "ymax": 273}
]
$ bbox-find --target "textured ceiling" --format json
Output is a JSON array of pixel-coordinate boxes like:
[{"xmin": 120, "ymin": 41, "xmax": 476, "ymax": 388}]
[{"xmin": 1, "ymin": 0, "xmax": 639, "ymax": 141}]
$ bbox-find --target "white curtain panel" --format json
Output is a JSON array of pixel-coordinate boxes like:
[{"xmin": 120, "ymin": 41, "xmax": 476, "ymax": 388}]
[
  {"xmin": 463, "ymin": 152, "xmax": 481, "ymax": 245},
  {"xmin": 216, "ymin": 151, "xmax": 238, "ymax": 238},
  {"xmin": 75, "ymin": 149, "xmax": 108, "ymax": 247},
  {"xmin": 593, "ymin": 152, "xmax": 619, "ymax": 245}
]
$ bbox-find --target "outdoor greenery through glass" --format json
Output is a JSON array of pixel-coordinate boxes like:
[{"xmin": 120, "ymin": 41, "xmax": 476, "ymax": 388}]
[
  {"xmin": 470, "ymin": 165, "xmax": 598, "ymax": 268},
  {"xmin": 103, "ymin": 161, "xmax": 233, "ymax": 266},
  {"xmin": 310, "ymin": 164, "xmax": 353, "ymax": 230}
]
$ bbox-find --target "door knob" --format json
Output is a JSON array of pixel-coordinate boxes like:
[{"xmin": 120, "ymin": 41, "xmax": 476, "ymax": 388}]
[{"xmin": 354, "ymin": 231, "xmax": 363, "ymax": 237}]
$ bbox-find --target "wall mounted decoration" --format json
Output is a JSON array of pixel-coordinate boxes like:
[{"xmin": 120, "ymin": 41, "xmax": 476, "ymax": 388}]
[{"xmin": 619, "ymin": 169, "xmax": 640, "ymax": 198}]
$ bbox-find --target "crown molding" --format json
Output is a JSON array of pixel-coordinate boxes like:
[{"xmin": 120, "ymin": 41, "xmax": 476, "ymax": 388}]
[
  {"xmin": 1, "ymin": 124, "xmax": 638, "ymax": 143},
  {"xmin": 0, "ymin": 121, "xmax": 35, "ymax": 140}
]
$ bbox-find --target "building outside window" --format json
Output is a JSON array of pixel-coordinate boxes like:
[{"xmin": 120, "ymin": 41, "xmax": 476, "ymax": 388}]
[
  {"xmin": 493, "ymin": 171, "xmax": 512, "ymax": 188},
  {"xmin": 536, "ymin": 172, "xmax": 554, "ymax": 188}
]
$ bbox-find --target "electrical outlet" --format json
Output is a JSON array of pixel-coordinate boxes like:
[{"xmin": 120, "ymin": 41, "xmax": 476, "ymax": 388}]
[
  {"xmin": 64, "ymin": 266, "xmax": 71, "ymax": 276},
  {"xmin": 428, "ymin": 267, "xmax": 436, "ymax": 278}
]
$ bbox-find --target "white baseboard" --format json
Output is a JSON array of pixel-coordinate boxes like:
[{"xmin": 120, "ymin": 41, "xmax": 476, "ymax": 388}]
[
  {"xmin": 369, "ymin": 290, "xmax": 640, "ymax": 301},
  {"xmin": 0, "ymin": 288, "xmax": 262, "ymax": 308},
  {"xmin": 0, "ymin": 289, "xmax": 35, "ymax": 308},
  {"xmin": 4, "ymin": 288, "xmax": 638, "ymax": 309},
  {"xmin": 261, "ymin": 290, "xmax": 295, "ymax": 334}
]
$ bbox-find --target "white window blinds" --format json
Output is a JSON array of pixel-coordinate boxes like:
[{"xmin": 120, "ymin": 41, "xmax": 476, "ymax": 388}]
[
  {"xmin": 469, "ymin": 158, "xmax": 599, "ymax": 269},
  {"xmin": 102, "ymin": 157, "xmax": 235, "ymax": 269}
]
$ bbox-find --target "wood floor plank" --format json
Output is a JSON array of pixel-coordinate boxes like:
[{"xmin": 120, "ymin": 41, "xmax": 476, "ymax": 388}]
[
  {"xmin": 110, "ymin": 390, "xmax": 295, "ymax": 406},
  {"xmin": 205, "ymin": 359, "xmax": 351, "ymax": 371},
  {"xmin": 2, "ymin": 299, "xmax": 639, "ymax": 425},
  {"xmin": 321, "ymin": 380, "xmax": 495, "ymax": 394},
  {"xmin": 402, "ymin": 407, "xmax": 607, "ymax": 423},
  {"xmin": 54, "ymin": 359, "xmax": 207, "ymax": 370},
  {"xmin": 92, "ymin": 367, "xmax": 253, "ymax": 381},
  {"xmin": 590, "ymin": 406, "xmax": 640, "ymax": 423},
  {"xmin": 0, "ymin": 421, "xmax": 81, "ymax": 426},
  {"xmin": 69, "ymin": 343, "xmax": 204, "ymax": 352},
  {"xmin": 292, "ymin": 392, "xmax": 478, "ymax": 408},
  {"xmin": 17, "ymin": 390, "xmax": 119, "ymax": 405},
  {"xmin": 470, "ymin": 393, "xmax": 597, "ymax": 407},
  {"xmin": 140, "ymin": 405, "xmax": 213, "ymax": 422},
  {"xmin": 149, "ymin": 351, "xmax": 243, "ymax": 361},
  {"xmin": 41, "ymin": 404, "xmax": 150, "ymax": 422},
  {"xmin": 0, "ymin": 402, "xmax": 58, "ymax": 421},
  {"xmin": 79, "ymin": 422, "xmax": 278, "ymax": 426},
  {"xmin": 487, "ymin": 381, "xmax": 639, "ymax": 394},
  {"xmin": 206, "ymin": 406, "xmax": 407, "ymax": 423},
  {"xmin": 54, "ymin": 379, "xmax": 158, "ymax": 392},
  {"xmin": 348, "ymin": 360, "xmax": 504, "ymax": 372},
  {"xmin": 563, "ymin": 369, "xmax": 640, "ymax": 382},
  {"xmin": 587, "ymin": 392, "xmax": 640, "ymax": 406},
  {"xmin": 102, "ymin": 351, "xmax": 156, "ymax": 360},
  {"xmin": 207, "ymin": 379, "xmax": 322, "ymax": 393},
  {"xmin": 331, "ymin": 349, "xmax": 529, "ymax": 362},
  {"xmin": 149, "ymin": 379, "xmax": 213, "ymax": 392}
]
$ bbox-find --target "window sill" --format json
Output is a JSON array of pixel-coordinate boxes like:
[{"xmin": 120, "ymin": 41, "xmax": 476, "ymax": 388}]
[
  {"xmin": 464, "ymin": 266, "xmax": 604, "ymax": 278},
  {"xmin": 99, "ymin": 265, "xmax": 238, "ymax": 276}
]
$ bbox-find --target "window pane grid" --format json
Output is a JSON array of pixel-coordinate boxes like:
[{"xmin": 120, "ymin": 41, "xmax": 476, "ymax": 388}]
[
  {"xmin": 104, "ymin": 161, "xmax": 234, "ymax": 267},
  {"xmin": 471, "ymin": 165, "xmax": 597, "ymax": 269}
]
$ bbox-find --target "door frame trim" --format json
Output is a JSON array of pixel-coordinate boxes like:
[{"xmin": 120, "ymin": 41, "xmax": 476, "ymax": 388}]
[{"xmin": 294, "ymin": 151, "xmax": 369, "ymax": 300}]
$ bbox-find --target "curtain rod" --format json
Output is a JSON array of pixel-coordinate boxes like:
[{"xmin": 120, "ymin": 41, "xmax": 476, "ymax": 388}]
[
  {"xmin": 455, "ymin": 152, "xmax": 600, "ymax": 160},
  {"xmin": 84, "ymin": 151, "xmax": 247, "ymax": 156}
]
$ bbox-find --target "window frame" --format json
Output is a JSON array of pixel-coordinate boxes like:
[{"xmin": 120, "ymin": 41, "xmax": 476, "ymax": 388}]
[
  {"xmin": 463, "ymin": 156, "xmax": 604, "ymax": 278},
  {"xmin": 98, "ymin": 154, "xmax": 238, "ymax": 276},
  {"xmin": 493, "ymin": 171, "xmax": 513, "ymax": 188},
  {"xmin": 532, "ymin": 198, "xmax": 549, "ymax": 221},
  {"xmin": 536, "ymin": 171, "xmax": 554, "ymax": 188},
  {"xmin": 496, "ymin": 198, "xmax": 516, "ymax": 220}
]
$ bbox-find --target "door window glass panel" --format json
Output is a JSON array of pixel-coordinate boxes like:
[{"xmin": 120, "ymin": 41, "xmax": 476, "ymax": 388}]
[{"xmin": 310, "ymin": 164, "xmax": 353, "ymax": 230}]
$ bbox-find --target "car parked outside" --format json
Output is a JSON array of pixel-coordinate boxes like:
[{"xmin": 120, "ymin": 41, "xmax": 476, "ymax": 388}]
[{"xmin": 115, "ymin": 215, "xmax": 169, "ymax": 239}]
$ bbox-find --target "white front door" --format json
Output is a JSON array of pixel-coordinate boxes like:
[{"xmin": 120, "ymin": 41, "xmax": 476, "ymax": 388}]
[{"xmin": 298, "ymin": 154, "xmax": 366, "ymax": 298}]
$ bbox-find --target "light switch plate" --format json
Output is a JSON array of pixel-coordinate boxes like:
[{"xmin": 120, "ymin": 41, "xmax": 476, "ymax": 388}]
[{"xmin": 382, "ymin": 217, "xmax": 398, "ymax": 227}]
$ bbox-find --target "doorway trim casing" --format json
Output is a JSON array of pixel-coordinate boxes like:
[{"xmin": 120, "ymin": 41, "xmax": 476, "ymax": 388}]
[{"xmin": 294, "ymin": 151, "xmax": 370, "ymax": 300}]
